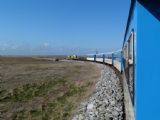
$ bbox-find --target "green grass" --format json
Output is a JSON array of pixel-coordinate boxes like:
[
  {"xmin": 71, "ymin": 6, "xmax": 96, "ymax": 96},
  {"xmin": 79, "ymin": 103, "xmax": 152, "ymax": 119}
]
[
  {"xmin": 12, "ymin": 110, "xmax": 30, "ymax": 120},
  {"xmin": 0, "ymin": 79, "xmax": 66, "ymax": 102},
  {"xmin": 0, "ymin": 78, "xmax": 91, "ymax": 120},
  {"xmin": 30, "ymin": 109, "xmax": 42, "ymax": 117},
  {"xmin": 0, "ymin": 59, "xmax": 100, "ymax": 120}
]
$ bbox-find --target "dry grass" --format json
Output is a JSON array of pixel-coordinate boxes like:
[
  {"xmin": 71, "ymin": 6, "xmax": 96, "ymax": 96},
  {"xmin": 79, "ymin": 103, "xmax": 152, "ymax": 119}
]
[{"xmin": 0, "ymin": 57, "xmax": 101, "ymax": 120}]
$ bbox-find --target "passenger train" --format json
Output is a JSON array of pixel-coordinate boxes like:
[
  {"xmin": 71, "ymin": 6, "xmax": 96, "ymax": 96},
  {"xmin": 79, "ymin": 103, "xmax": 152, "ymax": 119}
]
[{"xmin": 85, "ymin": 0, "xmax": 160, "ymax": 120}]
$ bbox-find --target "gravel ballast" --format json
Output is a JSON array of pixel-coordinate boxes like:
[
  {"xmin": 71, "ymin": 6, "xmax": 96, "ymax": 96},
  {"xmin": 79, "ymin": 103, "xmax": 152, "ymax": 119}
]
[{"xmin": 72, "ymin": 64, "xmax": 124, "ymax": 120}]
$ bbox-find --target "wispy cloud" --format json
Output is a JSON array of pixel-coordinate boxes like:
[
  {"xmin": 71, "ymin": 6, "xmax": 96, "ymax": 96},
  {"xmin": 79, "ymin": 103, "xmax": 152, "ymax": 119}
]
[
  {"xmin": 0, "ymin": 41, "xmax": 106, "ymax": 55},
  {"xmin": 0, "ymin": 42, "xmax": 16, "ymax": 51},
  {"xmin": 43, "ymin": 42, "xmax": 49, "ymax": 47}
]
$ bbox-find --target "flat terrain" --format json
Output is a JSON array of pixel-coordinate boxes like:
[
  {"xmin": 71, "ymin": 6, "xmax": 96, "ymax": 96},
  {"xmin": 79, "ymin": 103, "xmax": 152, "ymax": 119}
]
[{"xmin": 0, "ymin": 57, "xmax": 101, "ymax": 120}]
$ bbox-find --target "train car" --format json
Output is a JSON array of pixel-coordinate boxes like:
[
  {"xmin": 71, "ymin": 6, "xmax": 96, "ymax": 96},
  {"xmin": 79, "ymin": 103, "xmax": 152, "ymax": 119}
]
[
  {"xmin": 67, "ymin": 55, "xmax": 78, "ymax": 60},
  {"xmin": 86, "ymin": 1, "xmax": 160, "ymax": 119},
  {"xmin": 86, "ymin": 51, "xmax": 123, "ymax": 72},
  {"xmin": 123, "ymin": 0, "xmax": 160, "ymax": 120}
]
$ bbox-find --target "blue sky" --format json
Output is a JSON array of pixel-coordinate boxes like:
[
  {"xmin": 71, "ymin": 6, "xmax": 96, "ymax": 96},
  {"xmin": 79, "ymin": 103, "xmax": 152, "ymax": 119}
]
[{"xmin": 0, "ymin": 0, "xmax": 130, "ymax": 55}]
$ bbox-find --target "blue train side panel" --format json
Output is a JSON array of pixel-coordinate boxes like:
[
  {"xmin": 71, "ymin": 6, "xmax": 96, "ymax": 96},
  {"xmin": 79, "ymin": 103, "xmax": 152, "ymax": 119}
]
[
  {"xmin": 123, "ymin": 1, "xmax": 137, "ymax": 118},
  {"xmin": 136, "ymin": 1, "xmax": 160, "ymax": 120},
  {"xmin": 123, "ymin": 0, "xmax": 160, "ymax": 119}
]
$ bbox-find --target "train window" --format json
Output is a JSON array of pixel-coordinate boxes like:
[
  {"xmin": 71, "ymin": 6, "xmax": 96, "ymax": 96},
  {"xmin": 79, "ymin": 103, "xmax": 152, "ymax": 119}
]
[
  {"xmin": 129, "ymin": 33, "xmax": 134, "ymax": 64},
  {"xmin": 123, "ymin": 31, "xmax": 135, "ymax": 106}
]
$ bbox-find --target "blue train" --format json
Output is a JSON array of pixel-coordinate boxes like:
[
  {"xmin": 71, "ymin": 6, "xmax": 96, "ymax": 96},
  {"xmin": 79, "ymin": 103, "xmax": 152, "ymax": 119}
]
[{"xmin": 86, "ymin": 0, "xmax": 160, "ymax": 119}]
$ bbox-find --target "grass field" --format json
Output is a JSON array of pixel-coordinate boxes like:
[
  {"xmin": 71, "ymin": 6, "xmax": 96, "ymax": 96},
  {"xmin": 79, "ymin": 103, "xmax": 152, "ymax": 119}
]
[{"xmin": 0, "ymin": 57, "xmax": 101, "ymax": 120}]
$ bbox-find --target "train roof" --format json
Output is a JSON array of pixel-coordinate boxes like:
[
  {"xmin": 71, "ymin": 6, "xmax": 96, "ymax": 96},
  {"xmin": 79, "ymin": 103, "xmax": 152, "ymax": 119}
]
[
  {"xmin": 123, "ymin": 0, "xmax": 160, "ymax": 47},
  {"xmin": 122, "ymin": 0, "xmax": 135, "ymax": 47}
]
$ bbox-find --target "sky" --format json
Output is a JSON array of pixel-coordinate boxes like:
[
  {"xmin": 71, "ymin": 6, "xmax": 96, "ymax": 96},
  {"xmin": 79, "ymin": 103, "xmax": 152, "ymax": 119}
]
[{"xmin": 0, "ymin": 0, "xmax": 130, "ymax": 55}]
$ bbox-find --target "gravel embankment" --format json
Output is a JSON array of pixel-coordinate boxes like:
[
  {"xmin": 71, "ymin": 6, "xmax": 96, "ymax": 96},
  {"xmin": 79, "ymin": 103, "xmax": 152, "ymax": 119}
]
[{"xmin": 73, "ymin": 64, "xmax": 124, "ymax": 120}]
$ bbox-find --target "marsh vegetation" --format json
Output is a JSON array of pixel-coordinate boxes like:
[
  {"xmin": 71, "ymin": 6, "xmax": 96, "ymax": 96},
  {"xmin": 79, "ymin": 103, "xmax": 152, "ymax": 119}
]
[{"xmin": 0, "ymin": 57, "xmax": 100, "ymax": 120}]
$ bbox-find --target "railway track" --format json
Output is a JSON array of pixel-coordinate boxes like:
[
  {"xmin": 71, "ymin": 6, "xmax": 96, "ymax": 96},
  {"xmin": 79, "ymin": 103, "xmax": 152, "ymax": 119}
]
[{"xmin": 73, "ymin": 63, "xmax": 124, "ymax": 120}]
